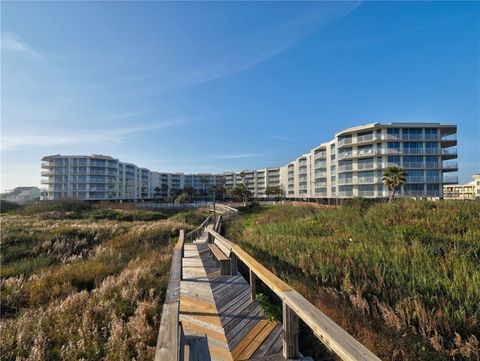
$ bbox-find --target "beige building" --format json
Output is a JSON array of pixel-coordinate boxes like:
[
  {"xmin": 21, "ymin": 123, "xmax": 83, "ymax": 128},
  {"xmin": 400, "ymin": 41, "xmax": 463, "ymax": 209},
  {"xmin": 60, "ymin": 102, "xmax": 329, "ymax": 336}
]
[{"xmin": 444, "ymin": 174, "xmax": 480, "ymax": 200}]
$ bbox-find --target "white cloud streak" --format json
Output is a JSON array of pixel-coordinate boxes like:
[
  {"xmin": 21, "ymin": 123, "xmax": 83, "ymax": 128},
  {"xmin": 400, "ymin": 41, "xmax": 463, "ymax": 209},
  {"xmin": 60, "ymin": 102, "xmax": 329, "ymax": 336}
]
[
  {"xmin": 1, "ymin": 32, "xmax": 43, "ymax": 61},
  {"xmin": 1, "ymin": 120, "xmax": 186, "ymax": 151}
]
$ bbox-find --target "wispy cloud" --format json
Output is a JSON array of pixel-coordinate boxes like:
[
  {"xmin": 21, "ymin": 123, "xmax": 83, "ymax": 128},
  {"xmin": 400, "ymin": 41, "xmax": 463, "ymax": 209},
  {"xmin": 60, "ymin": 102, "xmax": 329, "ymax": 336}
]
[
  {"xmin": 1, "ymin": 120, "xmax": 187, "ymax": 150},
  {"xmin": 1, "ymin": 32, "xmax": 43, "ymax": 61}
]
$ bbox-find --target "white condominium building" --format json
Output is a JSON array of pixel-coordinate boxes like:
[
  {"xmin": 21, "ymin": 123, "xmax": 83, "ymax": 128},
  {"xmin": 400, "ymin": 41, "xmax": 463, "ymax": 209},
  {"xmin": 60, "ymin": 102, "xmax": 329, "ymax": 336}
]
[
  {"xmin": 443, "ymin": 174, "xmax": 480, "ymax": 200},
  {"xmin": 41, "ymin": 122, "xmax": 458, "ymax": 201}
]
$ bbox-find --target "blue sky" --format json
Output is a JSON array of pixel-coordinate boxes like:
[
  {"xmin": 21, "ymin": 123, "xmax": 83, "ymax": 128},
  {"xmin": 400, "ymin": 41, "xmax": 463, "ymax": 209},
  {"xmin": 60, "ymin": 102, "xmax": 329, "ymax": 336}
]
[{"xmin": 1, "ymin": 1, "xmax": 479, "ymax": 191}]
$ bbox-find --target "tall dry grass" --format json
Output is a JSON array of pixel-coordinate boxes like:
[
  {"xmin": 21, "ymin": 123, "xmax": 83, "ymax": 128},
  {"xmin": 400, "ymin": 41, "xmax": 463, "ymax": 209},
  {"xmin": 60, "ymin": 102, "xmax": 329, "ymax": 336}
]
[
  {"xmin": 0, "ymin": 205, "xmax": 205, "ymax": 360},
  {"xmin": 226, "ymin": 200, "xmax": 480, "ymax": 360}
]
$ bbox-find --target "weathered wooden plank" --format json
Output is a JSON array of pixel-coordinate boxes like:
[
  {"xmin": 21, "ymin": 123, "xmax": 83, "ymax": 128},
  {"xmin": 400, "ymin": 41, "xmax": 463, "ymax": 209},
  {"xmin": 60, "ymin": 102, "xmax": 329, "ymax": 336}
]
[
  {"xmin": 282, "ymin": 302, "xmax": 299, "ymax": 359},
  {"xmin": 236, "ymin": 321, "xmax": 277, "ymax": 360},
  {"xmin": 165, "ymin": 231, "xmax": 185, "ymax": 303},
  {"xmin": 251, "ymin": 324, "xmax": 284, "ymax": 359},
  {"xmin": 246, "ymin": 353, "xmax": 286, "ymax": 361},
  {"xmin": 282, "ymin": 290, "xmax": 381, "ymax": 361},
  {"xmin": 250, "ymin": 269, "xmax": 256, "ymax": 303},
  {"xmin": 232, "ymin": 319, "xmax": 270, "ymax": 360},
  {"xmin": 209, "ymin": 244, "xmax": 229, "ymax": 261},
  {"xmin": 231, "ymin": 246, "xmax": 293, "ymax": 295},
  {"xmin": 154, "ymin": 302, "xmax": 179, "ymax": 361}
]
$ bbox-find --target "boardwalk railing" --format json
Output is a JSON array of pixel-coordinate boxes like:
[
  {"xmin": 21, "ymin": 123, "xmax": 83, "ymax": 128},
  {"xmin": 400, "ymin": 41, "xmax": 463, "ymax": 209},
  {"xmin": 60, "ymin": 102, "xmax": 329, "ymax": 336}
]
[
  {"xmin": 156, "ymin": 204, "xmax": 380, "ymax": 361},
  {"xmin": 206, "ymin": 207, "xmax": 381, "ymax": 361},
  {"xmin": 154, "ymin": 230, "xmax": 184, "ymax": 361}
]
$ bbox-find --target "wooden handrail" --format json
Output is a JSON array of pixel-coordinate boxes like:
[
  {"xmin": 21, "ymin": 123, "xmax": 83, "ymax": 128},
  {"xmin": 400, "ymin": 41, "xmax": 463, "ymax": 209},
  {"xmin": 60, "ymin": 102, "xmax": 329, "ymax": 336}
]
[
  {"xmin": 208, "ymin": 226, "xmax": 381, "ymax": 361},
  {"xmin": 155, "ymin": 230, "xmax": 184, "ymax": 361}
]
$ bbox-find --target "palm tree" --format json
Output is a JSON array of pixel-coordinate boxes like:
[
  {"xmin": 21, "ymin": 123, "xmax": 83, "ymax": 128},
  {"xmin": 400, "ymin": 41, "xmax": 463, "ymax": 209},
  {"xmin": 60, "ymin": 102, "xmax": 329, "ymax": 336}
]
[
  {"xmin": 199, "ymin": 176, "xmax": 208, "ymax": 200},
  {"xmin": 382, "ymin": 165, "xmax": 407, "ymax": 202}
]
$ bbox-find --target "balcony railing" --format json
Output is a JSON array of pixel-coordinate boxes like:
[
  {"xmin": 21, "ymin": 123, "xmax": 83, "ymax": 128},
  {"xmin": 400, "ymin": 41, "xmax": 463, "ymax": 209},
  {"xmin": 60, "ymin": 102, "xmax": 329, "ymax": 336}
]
[
  {"xmin": 41, "ymin": 162, "xmax": 53, "ymax": 169},
  {"xmin": 441, "ymin": 134, "xmax": 457, "ymax": 141},
  {"xmin": 315, "ymin": 171, "xmax": 327, "ymax": 177},
  {"xmin": 426, "ymin": 176, "xmax": 440, "ymax": 183},
  {"xmin": 425, "ymin": 162, "xmax": 440, "ymax": 168},
  {"xmin": 338, "ymin": 165, "xmax": 353, "ymax": 172},
  {"xmin": 443, "ymin": 162, "xmax": 458, "ymax": 169},
  {"xmin": 356, "ymin": 134, "xmax": 374, "ymax": 143},
  {"xmin": 424, "ymin": 134, "xmax": 439, "ymax": 140},
  {"xmin": 358, "ymin": 191, "xmax": 375, "ymax": 197},
  {"xmin": 314, "ymin": 152, "xmax": 327, "ymax": 159},
  {"xmin": 402, "ymin": 134, "xmax": 423, "ymax": 140},
  {"xmin": 406, "ymin": 176, "xmax": 425, "ymax": 183},
  {"xmin": 383, "ymin": 134, "xmax": 401, "ymax": 140},
  {"xmin": 443, "ymin": 176, "xmax": 458, "ymax": 184},
  {"xmin": 338, "ymin": 138, "xmax": 353, "ymax": 147},
  {"xmin": 357, "ymin": 163, "xmax": 375, "ymax": 170},
  {"xmin": 403, "ymin": 162, "xmax": 424, "ymax": 169},
  {"xmin": 357, "ymin": 177, "xmax": 376, "ymax": 183},
  {"xmin": 402, "ymin": 148, "xmax": 423, "ymax": 155},
  {"xmin": 338, "ymin": 178, "xmax": 354, "ymax": 185},
  {"xmin": 338, "ymin": 191, "xmax": 354, "ymax": 197},
  {"xmin": 442, "ymin": 148, "xmax": 457, "ymax": 155}
]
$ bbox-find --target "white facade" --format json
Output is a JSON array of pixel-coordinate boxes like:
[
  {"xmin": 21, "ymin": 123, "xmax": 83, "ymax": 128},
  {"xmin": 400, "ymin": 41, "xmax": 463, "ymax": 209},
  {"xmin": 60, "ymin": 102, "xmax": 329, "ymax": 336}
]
[
  {"xmin": 41, "ymin": 122, "xmax": 458, "ymax": 201},
  {"xmin": 1, "ymin": 187, "xmax": 41, "ymax": 204}
]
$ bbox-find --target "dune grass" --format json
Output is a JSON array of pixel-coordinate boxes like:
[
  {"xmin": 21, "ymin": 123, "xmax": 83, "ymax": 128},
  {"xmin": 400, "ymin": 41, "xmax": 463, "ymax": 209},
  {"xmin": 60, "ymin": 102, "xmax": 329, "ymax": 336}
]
[
  {"xmin": 0, "ymin": 202, "xmax": 207, "ymax": 361},
  {"xmin": 226, "ymin": 200, "xmax": 480, "ymax": 360}
]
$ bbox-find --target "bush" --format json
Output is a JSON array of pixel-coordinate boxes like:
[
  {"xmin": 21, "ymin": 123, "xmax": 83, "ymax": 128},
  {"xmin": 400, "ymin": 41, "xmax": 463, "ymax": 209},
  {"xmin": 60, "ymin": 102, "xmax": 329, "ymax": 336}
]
[{"xmin": 0, "ymin": 200, "xmax": 21, "ymax": 213}]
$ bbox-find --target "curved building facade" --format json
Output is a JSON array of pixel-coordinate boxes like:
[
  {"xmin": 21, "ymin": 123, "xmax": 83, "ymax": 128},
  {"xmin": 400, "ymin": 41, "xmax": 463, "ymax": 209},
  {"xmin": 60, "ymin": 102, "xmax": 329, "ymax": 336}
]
[{"xmin": 41, "ymin": 122, "xmax": 457, "ymax": 201}]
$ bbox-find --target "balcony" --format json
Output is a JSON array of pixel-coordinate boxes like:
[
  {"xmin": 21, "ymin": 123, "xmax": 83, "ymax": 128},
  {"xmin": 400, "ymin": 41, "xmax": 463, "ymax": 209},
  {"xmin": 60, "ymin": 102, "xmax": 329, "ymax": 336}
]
[
  {"xmin": 442, "ymin": 162, "xmax": 458, "ymax": 171},
  {"xmin": 338, "ymin": 191, "xmax": 353, "ymax": 198},
  {"xmin": 355, "ymin": 134, "xmax": 374, "ymax": 143},
  {"xmin": 338, "ymin": 178, "xmax": 354, "ymax": 185},
  {"xmin": 315, "ymin": 171, "xmax": 327, "ymax": 177},
  {"xmin": 382, "ymin": 134, "xmax": 401, "ymax": 141},
  {"xmin": 402, "ymin": 148, "xmax": 423, "ymax": 155},
  {"xmin": 425, "ymin": 162, "xmax": 440, "ymax": 169},
  {"xmin": 357, "ymin": 177, "xmax": 376, "ymax": 184},
  {"xmin": 406, "ymin": 176, "xmax": 425, "ymax": 183},
  {"xmin": 424, "ymin": 134, "xmax": 439, "ymax": 140},
  {"xmin": 441, "ymin": 134, "xmax": 457, "ymax": 142},
  {"xmin": 338, "ymin": 165, "xmax": 353, "ymax": 172},
  {"xmin": 314, "ymin": 152, "xmax": 326, "ymax": 159},
  {"xmin": 337, "ymin": 138, "xmax": 353, "ymax": 147},
  {"xmin": 382, "ymin": 148, "xmax": 402, "ymax": 155},
  {"xmin": 356, "ymin": 163, "xmax": 375, "ymax": 170},
  {"xmin": 426, "ymin": 176, "xmax": 441, "ymax": 183},
  {"xmin": 425, "ymin": 148, "xmax": 440, "ymax": 155},
  {"xmin": 338, "ymin": 151, "xmax": 353, "ymax": 160},
  {"xmin": 315, "ymin": 181, "xmax": 327, "ymax": 187},
  {"xmin": 358, "ymin": 191, "xmax": 375, "ymax": 197},
  {"xmin": 443, "ymin": 176, "xmax": 458, "ymax": 184},
  {"xmin": 41, "ymin": 162, "xmax": 53, "ymax": 169},
  {"xmin": 441, "ymin": 148, "xmax": 457, "ymax": 159},
  {"xmin": 403, "ymin": 162, "xmax": 424, "ymax": 169},
  {"xmin": 402, "ymin": 134, "xmax": 423, "ymax": 140}
]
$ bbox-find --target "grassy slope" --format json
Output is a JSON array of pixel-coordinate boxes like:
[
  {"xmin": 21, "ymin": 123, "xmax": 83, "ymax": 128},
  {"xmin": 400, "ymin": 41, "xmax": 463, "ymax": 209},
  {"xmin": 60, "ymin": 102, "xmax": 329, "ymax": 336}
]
[
  {"xmin": 226, "ymin": 200, "xmax": 480, "ymax": 361},
  {"xmin": 0, "ymin": 203, "xmax": 207, "ymax": 361}
]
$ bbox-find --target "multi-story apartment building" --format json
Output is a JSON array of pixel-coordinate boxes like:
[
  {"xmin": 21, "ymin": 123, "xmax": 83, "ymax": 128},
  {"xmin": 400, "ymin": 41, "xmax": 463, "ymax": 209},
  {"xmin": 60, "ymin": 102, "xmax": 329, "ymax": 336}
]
[
  {"xmin": 41, "ymin": 155, "xmax": 150, "ymax": 201},
  {"xmin": 41, "ymin": 122, "xmax": 458, "ymax": 201},
  {"xmin": 279, "ymin": 123, "xmax": 458, "ymax": 199},
  {"xmin": 443, "ymin": 174, "xmax": 480, "ymax": 200}
]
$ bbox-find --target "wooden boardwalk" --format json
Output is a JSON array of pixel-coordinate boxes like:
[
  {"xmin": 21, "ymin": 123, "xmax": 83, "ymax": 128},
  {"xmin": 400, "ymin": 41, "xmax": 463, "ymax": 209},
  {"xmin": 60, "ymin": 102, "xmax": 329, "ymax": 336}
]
[
  {"xmin": 180, "ymin": 231, "xmax": 284, "ymax": 361},
  {"xmin": 156, "ymin": 206, "xmax": 381, "ymax": 361}
]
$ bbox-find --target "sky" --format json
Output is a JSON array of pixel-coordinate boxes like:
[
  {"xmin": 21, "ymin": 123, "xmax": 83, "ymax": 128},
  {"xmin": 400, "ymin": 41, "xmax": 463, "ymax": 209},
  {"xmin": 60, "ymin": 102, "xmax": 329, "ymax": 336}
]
[{"xmin": 1, "ymin": 1, "xmax": 479, "ymax": 191}]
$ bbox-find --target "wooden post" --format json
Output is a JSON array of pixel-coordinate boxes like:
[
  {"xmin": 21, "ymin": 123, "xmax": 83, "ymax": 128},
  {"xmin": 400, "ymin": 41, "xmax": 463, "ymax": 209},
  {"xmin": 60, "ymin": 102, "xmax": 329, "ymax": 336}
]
[
  {"xmin": 249, "ymin": 269, "xmax": 256, "ymax": 302},
  {"xmin": 230, "ymin": 253, "xmax": 238, "ymax": 275},
  {"xmin": 283, "ymin": 301, "xmax": 299, "ymax": 359}
]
